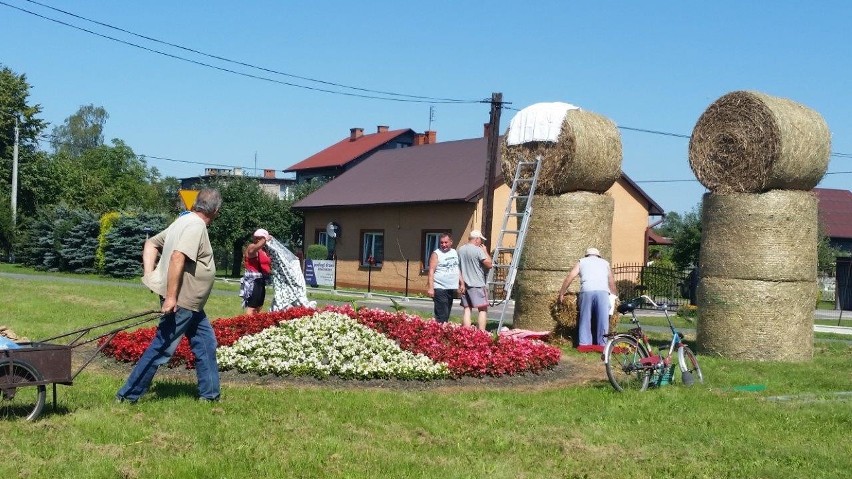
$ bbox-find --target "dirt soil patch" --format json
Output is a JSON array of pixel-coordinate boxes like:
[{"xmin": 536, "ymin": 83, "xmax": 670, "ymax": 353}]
[{"xmin": 86, "ymin": 348, "xmax": 607, "ymax": 393}]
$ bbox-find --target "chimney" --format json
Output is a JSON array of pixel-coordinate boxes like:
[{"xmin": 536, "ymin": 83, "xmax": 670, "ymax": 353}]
[
  {"xmin": 413, "ymin": 133, "xmax": 426, "ymax": 146},
  {"xmin": 425, "ymin": 130, "xmax": 437, "ymax": 144},
  {"xmin": 377, "ymin": 125, "xmax": 389, "ymax": 133},
  {"xmin": 483, "ymin": 122, "xmax": 491, "ymax": 138},
  {"xmin": 263, "ymin": 169, "xmax": 276, "ymax": 179},
  {"xmin": 350, "ymin": 127, "xmax": 364, "ymax": 141}
]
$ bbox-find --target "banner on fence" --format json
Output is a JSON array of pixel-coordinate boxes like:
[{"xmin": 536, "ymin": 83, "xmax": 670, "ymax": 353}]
[{"xmin": 305, "ymin": 259, "xmax": 335, "ymax": 287}]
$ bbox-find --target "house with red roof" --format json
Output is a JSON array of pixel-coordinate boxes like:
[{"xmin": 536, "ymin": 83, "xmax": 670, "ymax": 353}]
[
  {"xmin": 284, "ymin": 126, "xmax": 435, "ymax": 183},
  {"xmin": 292, "ymin": 128, "xmax": 665, "ymax": 294},
  {"xmin": 814, "ymin": 188, "xmax": 852, "ymax": 252}
]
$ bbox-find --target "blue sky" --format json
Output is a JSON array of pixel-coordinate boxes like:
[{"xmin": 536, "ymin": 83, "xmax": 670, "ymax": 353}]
[{"xmin": 1, "ymin": 1, "xmax": 850, "ymax": 215}]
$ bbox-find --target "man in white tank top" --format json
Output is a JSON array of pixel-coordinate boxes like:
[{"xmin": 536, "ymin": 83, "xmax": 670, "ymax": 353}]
[
  {"xmin": 427, "ymin": 233, "xmax": 463, "ymax": 323},
  {"xmin": 557, "ymin": 247, "xmax": 617, "ymax": 346}
]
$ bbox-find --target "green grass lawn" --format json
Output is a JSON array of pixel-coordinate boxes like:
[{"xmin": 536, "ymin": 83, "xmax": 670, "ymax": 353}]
[{"xmin": 1, "ymin": 273, "xmax": 851, "ymax": 478}]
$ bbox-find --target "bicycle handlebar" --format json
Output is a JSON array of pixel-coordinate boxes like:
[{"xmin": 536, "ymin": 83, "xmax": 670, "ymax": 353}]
[{"xmin": 638, "ymin": 295, "xmax": 667, "ymax": 310}]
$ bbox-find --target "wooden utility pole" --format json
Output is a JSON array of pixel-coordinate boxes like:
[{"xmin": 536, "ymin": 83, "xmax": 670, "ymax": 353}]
[
  {"xmin": 480, "ymin": 92, "xmax": 503, "ymax": 249},
  {"xmin": 10, "ymin": 116, "xmax": 19, "ymax": 262}
]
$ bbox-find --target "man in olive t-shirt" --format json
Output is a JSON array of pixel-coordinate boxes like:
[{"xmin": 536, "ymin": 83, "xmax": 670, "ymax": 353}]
[{"xmin": 117, "ymin": 188, "xmax": 223, "ymax": 403}]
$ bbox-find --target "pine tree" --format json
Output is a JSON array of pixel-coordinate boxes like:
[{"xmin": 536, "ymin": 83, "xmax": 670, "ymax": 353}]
[
  {"xmin": 59, "ymin": 210, "xmax": 100, "ymax": 274},
  {"xmin": 103, "ymin": 212, "xmax": 169, "ymax": 278}
]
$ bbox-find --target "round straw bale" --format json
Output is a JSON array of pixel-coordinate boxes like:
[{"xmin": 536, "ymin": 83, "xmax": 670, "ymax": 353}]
[
  {"xmin": 700, "ymin": 190, "xmax": 818, "ymax": 281},
  {"xmin": 502, "ymin": 109, "xmax": 623, "ymax": 195},
  {"xmin": 514, "ymin": 269, "xmax": 619, "ymax": 342},
  {"xmin": 689, "ymin": 91, "xmax": 831, "ymax": 193},
  {"xmin": 520, "ymin": 192, "xmax": 613, "ymax": 271},
  {"xmin": 696, "ymin": 276, "xmax": 815, "ymax": 361},
  {"xmin": 514, "ymin": 269, "xmax": 565, "ymax": 332}
]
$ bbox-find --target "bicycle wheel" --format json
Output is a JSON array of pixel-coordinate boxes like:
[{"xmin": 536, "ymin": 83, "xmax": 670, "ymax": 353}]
[
  {"xmin": 604, "ymin": 335, "xmax": 651, "ymax": 392},
  {"xmin": 678, "ymin": 346, "xmax": 704, "ymax": 386},
  {"xmin": 0, "ymin": 361, "xmax": 47, "ymax": 421}
]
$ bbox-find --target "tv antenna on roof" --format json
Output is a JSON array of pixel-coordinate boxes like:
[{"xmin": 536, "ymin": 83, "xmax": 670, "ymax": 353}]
[{"xmin": 428, "ymin": 105, "xmax": 435, "ymax": 131}]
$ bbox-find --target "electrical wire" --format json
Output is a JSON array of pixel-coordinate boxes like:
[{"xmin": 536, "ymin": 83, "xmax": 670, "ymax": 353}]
[
  {"xmin": 20, "ymin": 0, "xmax": 477, "ymax": 103},
  {"xmin": 8, "ymin": 1, "xmax": 851, "ymax": 177},
  {"xmin": 0, "ymin": 0, "xmax": 480, "ymax": 104}
]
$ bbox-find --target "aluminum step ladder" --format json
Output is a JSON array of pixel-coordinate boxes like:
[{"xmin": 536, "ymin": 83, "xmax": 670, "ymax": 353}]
[{"xmin": 486, "ymin": 155, "xmax": 542, "ymax": 331}]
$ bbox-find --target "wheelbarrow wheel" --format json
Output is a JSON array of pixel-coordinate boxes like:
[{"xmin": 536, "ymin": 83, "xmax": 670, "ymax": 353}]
[{"xmin": 1, "ymin": 361, "xmax": 47, "ymax": 421}]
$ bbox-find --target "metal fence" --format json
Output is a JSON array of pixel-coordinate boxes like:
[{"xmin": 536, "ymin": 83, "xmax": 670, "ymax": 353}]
[{"xmin": 611, "ymin": 263, "xmax": 694, "ymax": 310}]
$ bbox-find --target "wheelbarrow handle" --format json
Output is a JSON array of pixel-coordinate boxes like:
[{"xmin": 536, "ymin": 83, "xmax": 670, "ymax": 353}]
[{"xmin": 37, "ymin": 310, "xmax": 162, "ymax": 345}]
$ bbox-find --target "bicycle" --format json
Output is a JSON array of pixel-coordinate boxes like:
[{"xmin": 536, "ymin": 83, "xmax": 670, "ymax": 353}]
[{"xmin": 602, "ymin": 295, "xmax": 703, "ymax": 392}]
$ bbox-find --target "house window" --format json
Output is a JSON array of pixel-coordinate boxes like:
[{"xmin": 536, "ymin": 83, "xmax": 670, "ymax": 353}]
[
  {"xmin": 422, "ymin": 231, "xmax": 447, "ymax": 270},
  {"xmin": 361, "ymin": 231, "xmax": 384, "ymax": 267},
  {"xmin": 315, "ymin": 229, "xmax": 336, "ymax": 258},
  {"xmin": 316, "ymin": 230, "xmax": 330, "ymax": 248}
]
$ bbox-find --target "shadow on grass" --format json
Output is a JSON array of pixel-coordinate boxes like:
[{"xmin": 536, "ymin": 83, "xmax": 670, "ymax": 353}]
[{"xmin": 149, "ymin": 381, "xmax": 200, "ymax": 400}]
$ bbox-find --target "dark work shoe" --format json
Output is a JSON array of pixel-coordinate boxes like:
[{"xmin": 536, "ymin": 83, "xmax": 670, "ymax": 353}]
[
  {"xmin": 115, "ymin": 395, "xmax": 137, "ymax": 404},
  {"xmin": 198, "ymin": 396, "xmax": 220, "ymax": 403}
]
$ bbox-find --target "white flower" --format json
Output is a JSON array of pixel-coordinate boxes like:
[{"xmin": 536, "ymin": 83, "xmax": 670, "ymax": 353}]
[{"xmin": 217, "ymin": 311, "xmax": 449, "ymax": 380}]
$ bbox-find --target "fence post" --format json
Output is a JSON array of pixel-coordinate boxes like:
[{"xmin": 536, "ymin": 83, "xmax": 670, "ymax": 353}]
[
  {"xmin": 405, "ymin": 259, "xmax": 409, "ymax": 298},
  {"xmin": 333, "ymin": 256, "xmax": 337, "ymax": 291},
  {"xmin": 367, "ymin": 264, "xmax": 372, "ymax": 293}
]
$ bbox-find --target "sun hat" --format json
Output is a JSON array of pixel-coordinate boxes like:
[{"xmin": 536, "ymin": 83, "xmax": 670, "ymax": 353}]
[
  {"xmin": 469, "ymin": 229, "xmax": 487, "ymax": 240},
  {"xmin": 585, "ymin": 247, "xmax": 601, "ymax": 257},
  {"xmin": 253, "ymin": 228, "xmax": 270, "ymax": 240}
]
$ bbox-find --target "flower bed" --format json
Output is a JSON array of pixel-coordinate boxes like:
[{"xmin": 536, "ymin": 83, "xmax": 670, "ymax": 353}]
[
  {"xmin": 217, "ymin": 311, "xmax": 449, "ymax": 379},
  {"xmin": 100, "ymin": 306, "xmax": 561, "ymax": 378}
]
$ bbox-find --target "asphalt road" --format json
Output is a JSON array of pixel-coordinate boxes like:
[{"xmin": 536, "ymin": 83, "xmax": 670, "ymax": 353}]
[{"xmin": 3, "ymin": 272, "xmax": 849, "ymax": 336}]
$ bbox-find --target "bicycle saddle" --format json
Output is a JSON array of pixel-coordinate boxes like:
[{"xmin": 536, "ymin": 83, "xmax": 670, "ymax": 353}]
[{"xmin": 617, "ymin": 301, "xmax": 637, "ymax": 314}]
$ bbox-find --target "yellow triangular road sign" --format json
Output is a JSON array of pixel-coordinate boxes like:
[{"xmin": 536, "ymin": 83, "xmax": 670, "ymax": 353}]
[{"xmin": 178, "ymin": 189, "xmax": 199, "ymax": 211}]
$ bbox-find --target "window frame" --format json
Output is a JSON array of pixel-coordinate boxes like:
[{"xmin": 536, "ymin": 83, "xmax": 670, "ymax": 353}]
[
  {"xmin": 421, "ymin": 230, "xmax": 450, "ymax": 272},
  {"xmin": 360, "ymin": 230, "xmax": 384, "ymax": 267}
]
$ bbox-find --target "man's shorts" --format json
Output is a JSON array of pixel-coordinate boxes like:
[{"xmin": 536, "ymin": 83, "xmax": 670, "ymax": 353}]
[{"xmin": 461, "ymin": 286, "xmax": 488, "ymax": 309}]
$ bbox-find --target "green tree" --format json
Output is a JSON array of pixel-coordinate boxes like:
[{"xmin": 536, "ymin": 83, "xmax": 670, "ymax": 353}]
[
  {"xmin": 50, "ymin": 104, "xmax": 108, "ymax": 156},
  {"xmin": 203, "ymin": 177, "xmax": 293, "ymax": 276},
  {"xmin": 59, "ymin": 210, "xmax": 100, "ymax": 274},
  {"xmin": 817, "ymin": 220, "xmax": 848, "ymax": 275},
  {"xmin": 285, "ymin": 178, "xmax": 326, "ymax": 249},
  {"xmin": 0, "ymin": 65, "xmax": 48, "ymax": 258},
  {"xmin": 103, "ymin": 212, "xmax": 169, "ymax": 278},
  {"xmin": 51, "ymin": 139, "xmax": 178, "ymax": 214},
  {"xmin": 670, "ymin": 206, "xmax": 702, "ymax": 271}
]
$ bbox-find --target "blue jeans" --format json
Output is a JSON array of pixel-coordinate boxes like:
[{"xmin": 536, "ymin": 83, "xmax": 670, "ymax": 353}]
[
  {"xmin": 578, "ymin": 290, "xmax": 610, "ymax": 346},
  {"xmin": 117, "ymin": 307, "xmax": 220, "ymax": 401},
  {"xmin": 432, "ymin": 289, "xmax": 454, "ymax": 323}
]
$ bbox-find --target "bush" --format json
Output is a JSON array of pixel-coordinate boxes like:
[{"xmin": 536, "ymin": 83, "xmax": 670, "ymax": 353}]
[
  {"xmin": 306, "ymin": 244, "xmax": 328, "ymax": 260},
  {"xmin": 616, "ymin": 279, "xmax": 638, "ymax": 299}
]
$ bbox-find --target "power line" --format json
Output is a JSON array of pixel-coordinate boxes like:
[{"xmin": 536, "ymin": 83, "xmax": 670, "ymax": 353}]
[
  {"xmin": 502, "ymin": 106, "xmax": 852, "ymax": 158},
  {"xmin": 20, "ymin": 0, "xmax": 476, "ymax": 104},
  {"xmin": 35, "ymin": 135, "xmax": 278, "ymax": 173},
  {"xmin": 0, "ymin": 0, "xmax": 480, "ymax": 104}
]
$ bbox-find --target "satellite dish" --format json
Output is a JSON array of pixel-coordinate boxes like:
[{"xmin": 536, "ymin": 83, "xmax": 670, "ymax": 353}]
[{"xmin": 326, "ymin": 222, "xmax": 340, "ymax": 238}]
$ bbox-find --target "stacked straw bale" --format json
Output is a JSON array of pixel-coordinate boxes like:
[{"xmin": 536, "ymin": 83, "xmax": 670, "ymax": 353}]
[
  {"xmin": 697, "ymin": 278, "xmax": 816, "ymax": 361},
  {"xmin": 520, "ymin": 192, "xmax": 613, "ymax": 271},
  {"xmin": 691, "ymin": 91, "xmax": 829, "ymax": 362},
  {"xmin": 689, "ymin": 91, "xmax": 831, "ymax": 194},
  {"xmin": 501, "ymin": 109, "xmax": 623, "ymax": 195},
  {"xmin": 699, "ymin": 191, "xmax": 818, "ymax": 282},
  {"xmin": 503, "ymin": 104, "xmax": 622, "ymax": 342}
]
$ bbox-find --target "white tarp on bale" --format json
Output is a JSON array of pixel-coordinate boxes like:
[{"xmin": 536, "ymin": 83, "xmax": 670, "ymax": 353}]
[
  {"xmin": 266, "ymin": 237, "xmax": 315, "ymax": 311},
  {"xmin": 506, "ymin": 101, "xmax": 580, "ymax": 146}
]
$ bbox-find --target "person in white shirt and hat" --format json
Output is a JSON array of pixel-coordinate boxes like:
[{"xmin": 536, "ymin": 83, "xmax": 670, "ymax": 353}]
[{"xmin": 557, "ymin": 247, "xmax": 617, "ymax": 346}]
